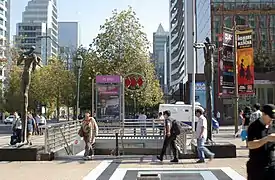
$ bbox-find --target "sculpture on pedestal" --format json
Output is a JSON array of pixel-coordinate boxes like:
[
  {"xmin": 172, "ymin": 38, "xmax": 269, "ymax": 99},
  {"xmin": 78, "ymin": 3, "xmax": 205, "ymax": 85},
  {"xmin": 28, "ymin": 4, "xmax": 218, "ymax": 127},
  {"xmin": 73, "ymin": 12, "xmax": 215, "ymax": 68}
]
[
  {"xmin": 203, "ymin": 37, "xmax": 215, "ymax": 142},
  {"xmin": 17, "ymin": 46, "xmax": 42, "ymax": 143}
]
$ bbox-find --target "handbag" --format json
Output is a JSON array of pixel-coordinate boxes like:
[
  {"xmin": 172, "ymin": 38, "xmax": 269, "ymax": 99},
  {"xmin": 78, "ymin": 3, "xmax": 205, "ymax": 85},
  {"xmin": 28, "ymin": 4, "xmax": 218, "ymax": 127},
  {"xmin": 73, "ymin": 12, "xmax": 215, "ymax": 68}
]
[{"xmin": 78, "ymin": 126, "xmax": 84, "ymax": 137}]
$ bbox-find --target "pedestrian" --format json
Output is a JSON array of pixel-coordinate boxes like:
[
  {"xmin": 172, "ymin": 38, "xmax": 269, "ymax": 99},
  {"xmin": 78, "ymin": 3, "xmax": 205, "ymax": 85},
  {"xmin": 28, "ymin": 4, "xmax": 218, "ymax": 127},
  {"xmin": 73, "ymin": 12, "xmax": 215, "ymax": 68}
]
[
  {"xmin": 235, "ymin": 109, "xmax": 244, "ymax": 138},
  {"xmin": 27, "ymin": 113, "xmax": 36, "ymax": 145},
  {"xmin": 12, "ymin": 112, "xmax": 22, "ymax": 143},
  {"xmin": 79, "ymin": 111, "xmax": 98, "ymax": 160},
  {"xmin": 195, "ymin": 108, "xmax": 215, "ymax": 163},
  {"xmin": 157, "ymin": 110, "xmax": 179, "ymax": 163},
  {"xmin": 250, "ymin": 103, "xmax": 262, "ymax": 124},
  {"xmin": 34, "ymin": 114, "xmax": 41, "ymax": 135},
  {"xmin": 154, "ymin": 112, "xmax": 165, "ymax": 135},
  {"xmin": 242, "ymin": 106, "xmax": 252, "ymax": 147},
  {"xmin": 216, "ymin": 111, "xmax": 220, "ymax": 122},
  {"xmin": 246, "ymin": 104, "xmax": 275, "ymax": 180},
  {"xmin": 138, "ymin": 110, "xmax": 147, "ymax": 136}
]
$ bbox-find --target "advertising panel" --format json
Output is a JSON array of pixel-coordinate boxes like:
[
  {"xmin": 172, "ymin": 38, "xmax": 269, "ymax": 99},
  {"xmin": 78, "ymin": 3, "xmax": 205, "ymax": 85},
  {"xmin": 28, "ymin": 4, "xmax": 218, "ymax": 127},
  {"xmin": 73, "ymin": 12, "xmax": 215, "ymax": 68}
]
[
  {"xmin": 236, "ymin": 30, "xmax": 254, "ymax": 95},
  {"xmin": 218, "ymin": 30, "xmax": 235, "ymax": 97}
]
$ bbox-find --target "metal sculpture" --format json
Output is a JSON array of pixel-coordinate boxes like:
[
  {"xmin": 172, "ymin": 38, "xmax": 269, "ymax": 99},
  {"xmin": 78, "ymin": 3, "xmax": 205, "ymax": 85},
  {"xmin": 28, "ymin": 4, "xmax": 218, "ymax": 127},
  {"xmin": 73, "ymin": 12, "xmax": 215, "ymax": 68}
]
[
  {"xmin": 203, "ymin": 37, "xmax": 215, "ymax": 142},
  {"xmin": 17, "ymin": 46, "xmax": 42, "ymax": 143}
]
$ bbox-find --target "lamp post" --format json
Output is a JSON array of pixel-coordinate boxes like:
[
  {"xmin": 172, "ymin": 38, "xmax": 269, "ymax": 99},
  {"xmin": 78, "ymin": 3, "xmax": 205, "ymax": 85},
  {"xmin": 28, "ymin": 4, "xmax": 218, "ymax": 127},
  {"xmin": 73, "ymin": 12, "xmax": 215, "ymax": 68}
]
[{"xmin": 76, "ymin": 55, "xmax": 83, "ymax": 118}]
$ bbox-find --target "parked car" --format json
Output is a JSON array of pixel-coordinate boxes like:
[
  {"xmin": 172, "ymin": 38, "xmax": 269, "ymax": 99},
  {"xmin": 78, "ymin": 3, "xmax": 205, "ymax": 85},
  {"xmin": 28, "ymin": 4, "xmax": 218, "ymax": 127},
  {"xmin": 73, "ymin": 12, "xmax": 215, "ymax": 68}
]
[{"xmin": 4, "ymin": 115, "xmax": 15, "ymax": 124}]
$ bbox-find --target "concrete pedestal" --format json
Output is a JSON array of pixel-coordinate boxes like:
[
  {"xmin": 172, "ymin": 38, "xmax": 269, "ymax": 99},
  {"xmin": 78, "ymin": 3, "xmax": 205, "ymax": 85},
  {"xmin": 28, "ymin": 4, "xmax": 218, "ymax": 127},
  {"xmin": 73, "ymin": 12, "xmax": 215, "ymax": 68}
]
[{"xmin": 191, "ymin": 142, "xmax": 236, "ymax": 158}]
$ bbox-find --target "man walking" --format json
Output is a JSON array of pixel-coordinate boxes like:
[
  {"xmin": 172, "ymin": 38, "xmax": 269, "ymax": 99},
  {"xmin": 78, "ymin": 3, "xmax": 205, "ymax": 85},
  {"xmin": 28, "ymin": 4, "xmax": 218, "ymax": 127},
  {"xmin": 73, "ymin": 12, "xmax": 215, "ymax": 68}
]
[
  {"xmin": 157, "ymin": 110, "xmax": 179, "ymax": 163},
  {"xmin": 247, "ymin": 104, "xmax": 275, "ymax": 180},
  {"xmin": 195, "ymin": 109, "xmax": 215, "ymax": 163},
  {"xmin": 250, "ymin": 103, "xmax": 262, "ymax": 124}
]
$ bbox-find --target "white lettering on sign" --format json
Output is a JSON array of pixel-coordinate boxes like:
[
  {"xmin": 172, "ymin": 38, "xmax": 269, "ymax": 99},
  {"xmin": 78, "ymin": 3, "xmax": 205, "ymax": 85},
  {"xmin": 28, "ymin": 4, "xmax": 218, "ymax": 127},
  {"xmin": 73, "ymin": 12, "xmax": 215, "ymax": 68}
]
[{"xmin": 224, "ymin": 33, "xmax": 233, "ymax": 41}]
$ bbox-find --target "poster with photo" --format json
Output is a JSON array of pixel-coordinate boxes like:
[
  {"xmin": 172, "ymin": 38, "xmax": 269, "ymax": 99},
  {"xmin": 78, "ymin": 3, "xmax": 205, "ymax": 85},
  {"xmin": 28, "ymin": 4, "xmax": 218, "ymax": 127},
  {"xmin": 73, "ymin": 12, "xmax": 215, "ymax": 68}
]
[{"xmin": 96, "ymin": 84, "xmax": 120, "ymax": 120}]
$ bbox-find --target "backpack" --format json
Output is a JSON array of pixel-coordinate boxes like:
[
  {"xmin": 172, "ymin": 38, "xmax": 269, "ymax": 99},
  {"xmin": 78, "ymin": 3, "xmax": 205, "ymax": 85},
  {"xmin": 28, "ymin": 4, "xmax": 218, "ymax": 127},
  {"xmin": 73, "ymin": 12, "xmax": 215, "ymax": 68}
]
[{"xmin": 171, "ymin": 120, "xmax": 181, "ymax": 136}]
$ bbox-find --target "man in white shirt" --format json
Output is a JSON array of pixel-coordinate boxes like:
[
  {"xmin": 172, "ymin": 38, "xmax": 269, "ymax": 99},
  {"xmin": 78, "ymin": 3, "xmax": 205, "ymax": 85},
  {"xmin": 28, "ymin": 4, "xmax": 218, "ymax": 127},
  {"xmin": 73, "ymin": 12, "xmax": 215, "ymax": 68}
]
[
  {"xmin": 195, "ymin": 109, "xmax": 215, "ymax": 163},
  {"xmin": 216, "ymin": 111, "xmax": 221, "ymax": 122},
  {"xmin": 138, "ymin": 111, "xmax": 147, "ymax": 136},
  {"xmin": 12, "ymin": 112, "xmax": 22, "ymax": 143},
  {"xmin": 250, "ymin": 103, "xmax": 262, "ymax": 124}
]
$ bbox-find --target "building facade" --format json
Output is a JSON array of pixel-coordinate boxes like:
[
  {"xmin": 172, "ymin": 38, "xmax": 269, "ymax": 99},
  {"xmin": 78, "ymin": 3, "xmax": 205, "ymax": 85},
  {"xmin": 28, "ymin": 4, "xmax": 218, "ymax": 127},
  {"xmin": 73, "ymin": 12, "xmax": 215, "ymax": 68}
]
[
  {"xmin": 196, "ymin": 0, "xmax": 211, "ymax": 73},
  {"xmin": 0, "ymin": 0, "xmax": 10, "ymax": 89},
  {"xmin": 211, "ymin": 0, "xmax": 275, "ymax": 51},
  {"xmin": 58, "ymin": 22, "xmax": 79, "ymax": 69},
  {"xmin": 169, "ymin": 0, "xmax": 195, "ymax": 101},
  {"xmin": 211, "ymin": 0, "xmax": 275, "ymax": 120},
  {"xmin": 153, "ymin": 24, "xmax": 169, "ymax": 92},
  {"xmin": 58, "ymin": 22, "xmax": 79, "ymax": 50},
  {"xmin": 16, "ymin": 0, "xmax": 58, "ymax": 65}
]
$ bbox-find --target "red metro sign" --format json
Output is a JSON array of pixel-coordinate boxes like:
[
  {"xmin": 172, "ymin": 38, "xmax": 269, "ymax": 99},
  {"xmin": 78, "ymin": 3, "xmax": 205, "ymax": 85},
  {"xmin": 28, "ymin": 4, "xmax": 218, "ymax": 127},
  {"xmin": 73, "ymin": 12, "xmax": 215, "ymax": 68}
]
[{"xmin": 125, "ymin": 73, "xmax": 146, "ymax": 91}]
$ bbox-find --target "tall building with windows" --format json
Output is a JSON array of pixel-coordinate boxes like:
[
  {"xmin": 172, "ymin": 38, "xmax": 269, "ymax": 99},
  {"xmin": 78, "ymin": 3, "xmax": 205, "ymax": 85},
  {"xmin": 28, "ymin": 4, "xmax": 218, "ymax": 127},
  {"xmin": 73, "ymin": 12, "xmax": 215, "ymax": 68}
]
[
  {"xmin": 16, "ymin": 0, "xmax": 58, "ymax": 65},
  {"xmin": 0, "ymin": 0, "xmax": 10, "ymax": 89},
  {"xmin": 153, "ymin": 24, "xmax": 169, "ymax": 92},
  {"xmin": 169, "ymin": 0, "xmax": 194, "ymax": 100},
  {"xmin": 58, "ymin": 21, "xmax": 79, "ymax": 68}
]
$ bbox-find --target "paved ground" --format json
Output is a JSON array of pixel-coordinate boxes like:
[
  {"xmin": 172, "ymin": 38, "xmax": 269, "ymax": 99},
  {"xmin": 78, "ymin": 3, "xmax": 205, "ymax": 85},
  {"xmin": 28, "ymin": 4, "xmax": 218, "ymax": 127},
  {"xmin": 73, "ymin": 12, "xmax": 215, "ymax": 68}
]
[{"xmin": 0, "ymin": 126, "xmax": 248, "ymax": 180}]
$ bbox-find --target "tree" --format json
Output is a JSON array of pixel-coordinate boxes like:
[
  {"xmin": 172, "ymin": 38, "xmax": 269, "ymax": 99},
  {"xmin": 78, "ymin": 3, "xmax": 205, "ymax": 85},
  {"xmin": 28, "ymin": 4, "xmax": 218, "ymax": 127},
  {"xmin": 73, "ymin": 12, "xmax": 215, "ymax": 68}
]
[
  {"xmin": 4, "ymin": 57, "xmax": 76, "ymax": 118},
  {"xmin": 78, "ymin": 7, "xmax": 163, "ymax": 112},
  {"xmin": 3, "ymin": 66, "xmax": 22, "ymax": 112}
]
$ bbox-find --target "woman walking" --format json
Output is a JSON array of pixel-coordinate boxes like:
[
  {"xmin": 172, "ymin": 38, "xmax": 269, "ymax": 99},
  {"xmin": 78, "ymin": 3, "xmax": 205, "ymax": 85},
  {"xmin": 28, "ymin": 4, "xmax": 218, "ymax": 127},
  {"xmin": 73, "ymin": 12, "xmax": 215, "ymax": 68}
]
[{"xmin": 79, "ymin": 111, "xmax": 98, "ymax": 160}]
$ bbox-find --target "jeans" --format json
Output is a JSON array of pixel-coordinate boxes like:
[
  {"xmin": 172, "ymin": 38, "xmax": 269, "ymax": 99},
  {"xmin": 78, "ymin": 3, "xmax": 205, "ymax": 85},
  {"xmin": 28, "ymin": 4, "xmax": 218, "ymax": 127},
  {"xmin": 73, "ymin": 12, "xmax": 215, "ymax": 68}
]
[
  {"xmin": 197, "ymin": 138, "xmax": 214, "ymax": 160},
  {"xmin": 15, "ymin": 129, "xmax": 22, "ymax": 143},
  {"xmin": 84, "ymin": 137, "xmax": 95, "ymax": 157},
  {"xmin": 160, "ymin": 135, "xmax": 178, "ymax": 160}
]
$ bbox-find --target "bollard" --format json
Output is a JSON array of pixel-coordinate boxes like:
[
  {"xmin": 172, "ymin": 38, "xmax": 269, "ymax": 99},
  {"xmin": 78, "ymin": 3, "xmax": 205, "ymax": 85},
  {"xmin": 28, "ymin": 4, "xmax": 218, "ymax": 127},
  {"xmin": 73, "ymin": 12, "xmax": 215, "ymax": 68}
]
[
  {"xmin": 115, "ymin": 132, "xmax": 119, "ymax": 156},
  {"xmin": 137, "ymin": 172, "xmax": 161, "ymax": 180}
]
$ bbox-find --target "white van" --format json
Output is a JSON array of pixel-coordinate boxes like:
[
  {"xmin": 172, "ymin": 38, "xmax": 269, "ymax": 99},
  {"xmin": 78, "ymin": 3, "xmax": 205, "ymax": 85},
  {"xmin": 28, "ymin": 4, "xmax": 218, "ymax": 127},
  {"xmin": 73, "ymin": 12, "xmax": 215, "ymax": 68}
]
[{"xmin": 158, "ymin": 102, "xmax": 204, "ymax": 126}]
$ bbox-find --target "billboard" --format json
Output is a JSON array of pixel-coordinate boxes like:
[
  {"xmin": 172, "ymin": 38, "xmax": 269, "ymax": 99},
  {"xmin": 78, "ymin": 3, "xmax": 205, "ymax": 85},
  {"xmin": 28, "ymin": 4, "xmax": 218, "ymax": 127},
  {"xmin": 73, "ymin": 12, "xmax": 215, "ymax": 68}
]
[
  {"xmin": 236, "ymin": 30, "xmax": 254, "ymax": 95},
  {"xmin": 218, "ymin": 30, "xmax": 235, "ymax": 97},
  {"xmin": 96, "ymin": 75, "xmax": 121, "ymax": 120},
  {"xmin": 190, "ymin": 82, "xmax": 214, "ymax": 109}
]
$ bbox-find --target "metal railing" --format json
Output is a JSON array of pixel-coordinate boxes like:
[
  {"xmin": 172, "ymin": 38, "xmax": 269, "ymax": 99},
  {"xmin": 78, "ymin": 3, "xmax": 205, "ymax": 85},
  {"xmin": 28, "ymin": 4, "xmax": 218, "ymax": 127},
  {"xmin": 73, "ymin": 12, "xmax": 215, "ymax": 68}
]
[
  {"xmin": 96, "ymin": 119, "xmax": 163, "ymax": 137},
  {"xmin": 43, "ymin": 118, "xmax": 192, "ymax": 155},
  {"xmin": 44, "ymin": 120, "xmax": 82, "ymax": 154}
]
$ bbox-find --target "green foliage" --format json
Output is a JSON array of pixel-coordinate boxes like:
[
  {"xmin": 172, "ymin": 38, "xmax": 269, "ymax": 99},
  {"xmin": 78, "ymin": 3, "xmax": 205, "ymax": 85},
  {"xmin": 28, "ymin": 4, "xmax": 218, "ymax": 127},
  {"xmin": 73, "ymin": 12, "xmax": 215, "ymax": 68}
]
[
  {"xmin": 4, "ymin": 57, "xmax": 76, "ymax": 112},
  {"xmin": 78, "ymin": 7, "xmax": 163, "ymax": 110}
]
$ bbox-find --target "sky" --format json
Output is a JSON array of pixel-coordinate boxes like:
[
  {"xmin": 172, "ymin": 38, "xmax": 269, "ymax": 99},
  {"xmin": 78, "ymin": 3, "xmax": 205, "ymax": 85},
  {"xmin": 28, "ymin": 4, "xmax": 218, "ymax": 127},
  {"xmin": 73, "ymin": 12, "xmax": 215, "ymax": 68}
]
[{"xmin": 10, "ymin": 0, "xmax": 170, "ymax": 50}]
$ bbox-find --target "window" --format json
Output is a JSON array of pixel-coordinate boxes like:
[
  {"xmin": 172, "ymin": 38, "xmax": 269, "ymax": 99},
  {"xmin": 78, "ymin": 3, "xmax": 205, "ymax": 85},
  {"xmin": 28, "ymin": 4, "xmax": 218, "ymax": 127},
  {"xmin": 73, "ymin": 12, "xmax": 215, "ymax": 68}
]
[{"xmin": 267, "ymin": 88, "xmax": 274, "ymax": 104}]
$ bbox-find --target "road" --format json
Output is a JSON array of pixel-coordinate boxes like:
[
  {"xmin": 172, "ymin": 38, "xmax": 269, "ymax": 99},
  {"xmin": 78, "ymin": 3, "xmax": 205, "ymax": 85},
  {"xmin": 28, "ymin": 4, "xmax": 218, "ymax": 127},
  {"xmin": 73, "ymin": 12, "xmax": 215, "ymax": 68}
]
[{"xmin": 0, "ymin": 123, "xmax": 12, "ymax": 137}]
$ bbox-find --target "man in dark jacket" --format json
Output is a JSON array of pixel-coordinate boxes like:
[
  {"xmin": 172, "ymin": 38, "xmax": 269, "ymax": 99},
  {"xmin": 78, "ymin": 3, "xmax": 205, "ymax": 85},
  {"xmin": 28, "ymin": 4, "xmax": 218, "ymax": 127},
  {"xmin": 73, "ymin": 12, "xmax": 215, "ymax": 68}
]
[{"xmin": 157, "ymin": 110, "xmax": 179, "ymax": 163}]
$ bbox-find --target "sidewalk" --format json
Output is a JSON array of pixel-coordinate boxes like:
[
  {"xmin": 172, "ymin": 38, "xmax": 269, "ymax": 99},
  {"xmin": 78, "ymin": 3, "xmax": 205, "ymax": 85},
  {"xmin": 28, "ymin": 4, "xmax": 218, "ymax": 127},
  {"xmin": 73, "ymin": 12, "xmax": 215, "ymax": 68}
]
[
  {"xmin": 0, "ymin": 128, "xmax": 248, "ymax": 180},
  {"xmin": 0, "ymin": 135, "xmax": 44, "ymax": 147}
]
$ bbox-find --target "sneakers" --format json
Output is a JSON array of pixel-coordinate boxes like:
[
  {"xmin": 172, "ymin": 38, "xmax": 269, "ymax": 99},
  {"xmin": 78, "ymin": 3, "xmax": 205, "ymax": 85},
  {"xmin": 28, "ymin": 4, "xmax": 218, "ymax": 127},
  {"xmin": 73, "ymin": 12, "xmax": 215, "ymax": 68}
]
[
  {"xmin": 209, "ymin": 154, "xmax": 215, "ymax": 161},
  {"xmin": 196, "ymin": 159, "xmax": 205, "ymax": 163},
  {"xmin": 156, "ymin": 156, "xmax": 163, "ymax": 162},
  {"xmin": 170, "ymin": 159, "xmax": 179, "ymax": 163}
]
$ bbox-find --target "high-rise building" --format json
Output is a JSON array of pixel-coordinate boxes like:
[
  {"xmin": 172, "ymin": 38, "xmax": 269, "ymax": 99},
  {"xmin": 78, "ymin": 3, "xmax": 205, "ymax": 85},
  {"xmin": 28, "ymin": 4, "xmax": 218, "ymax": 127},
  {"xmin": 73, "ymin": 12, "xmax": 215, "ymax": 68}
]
[
  {"xmin": 169, "ymin": 0, "xmax": 194, "ymax": 100},
  {"xmin": 0, "ymin": 0, "xmax": 10, "ymax": 89},
  {"xmin": 196, "ymin": 0, "xmax": 211, "ymax": 73},
  {"xmin": 58, "ymin": 22, "xmax": 79, "ymax": 51},
  {"xmin": 153, "ymin": 24, "xmax": 169, "ymax": 92},
  {"xmin": 58, "ymin": 22, "xmax": 79, "ymax": 68},
  {"xmin": 16, "ymin": 0, "xmax": 58, "ymax": 65}
]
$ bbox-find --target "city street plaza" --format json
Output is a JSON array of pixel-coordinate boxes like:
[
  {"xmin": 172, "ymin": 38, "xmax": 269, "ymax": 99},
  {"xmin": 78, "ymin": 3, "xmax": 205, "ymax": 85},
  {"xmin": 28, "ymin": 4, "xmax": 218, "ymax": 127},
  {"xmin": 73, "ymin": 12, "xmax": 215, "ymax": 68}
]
[{"xmin": 0, "ymin": 127, "xmax": 247, "ymax": 180}]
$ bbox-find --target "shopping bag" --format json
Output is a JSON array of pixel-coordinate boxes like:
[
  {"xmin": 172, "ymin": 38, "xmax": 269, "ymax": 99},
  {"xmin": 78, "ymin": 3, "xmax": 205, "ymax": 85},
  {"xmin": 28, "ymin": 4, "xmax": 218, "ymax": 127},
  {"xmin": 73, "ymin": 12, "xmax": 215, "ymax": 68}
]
[{"xmin": 241, "ymin": 129, "xmax": 247, "ymax": 141}]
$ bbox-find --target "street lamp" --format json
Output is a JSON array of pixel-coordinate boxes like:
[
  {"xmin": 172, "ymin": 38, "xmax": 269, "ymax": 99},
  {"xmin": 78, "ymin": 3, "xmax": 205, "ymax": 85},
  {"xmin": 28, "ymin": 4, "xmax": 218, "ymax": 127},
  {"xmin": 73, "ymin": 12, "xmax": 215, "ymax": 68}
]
[{"xmin": 76, "ymin": 55, "xmax": 83, "ymax": 118}]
